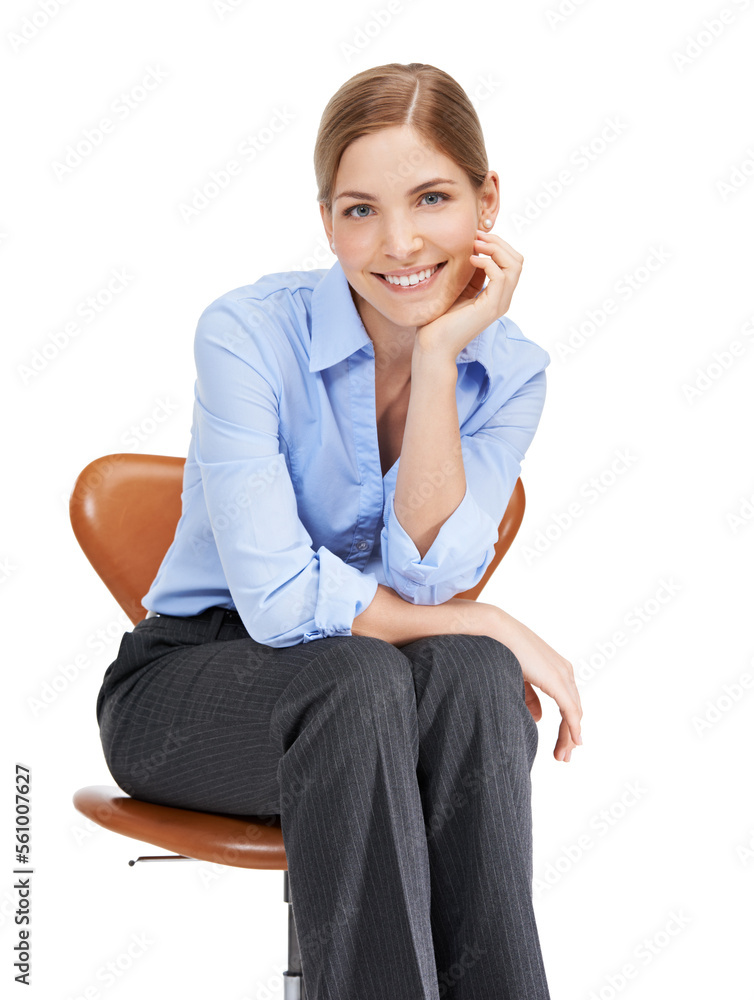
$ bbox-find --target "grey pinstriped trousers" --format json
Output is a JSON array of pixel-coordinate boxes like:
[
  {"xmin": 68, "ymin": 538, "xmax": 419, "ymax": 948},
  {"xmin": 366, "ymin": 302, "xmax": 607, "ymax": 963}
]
[{"xmin": 96, "ymin": 608, "xmax": 551, "ymax": 999}]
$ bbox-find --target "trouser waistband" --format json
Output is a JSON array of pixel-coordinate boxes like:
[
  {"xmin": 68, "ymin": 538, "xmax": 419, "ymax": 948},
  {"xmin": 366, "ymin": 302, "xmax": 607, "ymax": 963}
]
[{"xmin": 144, "ymin": 606, "xmax": 246, "ymax": 640}]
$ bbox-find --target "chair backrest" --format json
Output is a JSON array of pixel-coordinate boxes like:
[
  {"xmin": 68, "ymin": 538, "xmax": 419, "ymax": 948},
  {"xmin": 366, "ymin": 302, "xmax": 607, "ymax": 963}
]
[
  {"xmin": 69, "ymin": 453, "xmax": 525, "ymax": 624},
  {"xmin": 459, "ymin": 476, "xmax": 525, "ymax": 601}
]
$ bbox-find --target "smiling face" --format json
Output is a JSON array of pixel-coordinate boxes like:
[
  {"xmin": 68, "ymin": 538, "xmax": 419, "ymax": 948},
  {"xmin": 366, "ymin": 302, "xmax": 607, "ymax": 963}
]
[{"xmin": 321, "ymin": 124, "xmax": 498, "ymax": 348}]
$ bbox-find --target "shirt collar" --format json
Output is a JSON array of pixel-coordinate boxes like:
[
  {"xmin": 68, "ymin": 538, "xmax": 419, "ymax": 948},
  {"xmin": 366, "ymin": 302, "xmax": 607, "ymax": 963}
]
[
  {"xmin": 310, "ymin": 258, "xmax": 496, "ymax": 384},
  {"xmin": 309, "ymin": 259, "xmax": 373, "ymax": 372}
]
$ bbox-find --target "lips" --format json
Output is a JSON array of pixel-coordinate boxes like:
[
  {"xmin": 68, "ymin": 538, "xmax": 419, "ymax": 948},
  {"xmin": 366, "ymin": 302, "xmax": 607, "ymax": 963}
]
[{"xmin": 374, "ymin": 261, "xmax": 446, "ymax": 288}]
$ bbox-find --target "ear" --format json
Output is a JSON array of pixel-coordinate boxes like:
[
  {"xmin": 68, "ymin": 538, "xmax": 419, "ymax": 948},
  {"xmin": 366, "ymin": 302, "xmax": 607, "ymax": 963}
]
[
  {"xmin": 320, "ymin": 202, "xmax": 333, "ymax": 245},
  {"xmin": 479, "ymin": 171, "xmax": 501, "ymax": 225}
]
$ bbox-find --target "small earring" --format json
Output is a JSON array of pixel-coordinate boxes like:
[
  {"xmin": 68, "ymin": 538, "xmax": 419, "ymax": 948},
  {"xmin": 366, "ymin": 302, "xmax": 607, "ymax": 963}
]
[
  {"xmin": 330, "ymin": 241, "xmax": 335, "ymax": 250},
  {"xmin": 483, "ymin": 219, "xmax": 492, "ymax": 229}
]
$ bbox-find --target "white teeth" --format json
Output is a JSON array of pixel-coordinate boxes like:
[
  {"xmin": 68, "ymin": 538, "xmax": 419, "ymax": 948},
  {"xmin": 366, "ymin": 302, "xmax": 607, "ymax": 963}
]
[{"xmin": 383, "ymin": 264, "xmax": 440, "ymax": 286}]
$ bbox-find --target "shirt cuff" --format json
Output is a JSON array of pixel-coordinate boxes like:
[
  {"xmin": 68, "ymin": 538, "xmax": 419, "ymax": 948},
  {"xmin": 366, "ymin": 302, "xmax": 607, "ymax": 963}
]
[
  {"xmin": 380, "ymin": 486, "xmax": 499, "ymax": 604},
  {"xmin": 300, "ymin": 547, "xmax": 379, "ymax": 643}
]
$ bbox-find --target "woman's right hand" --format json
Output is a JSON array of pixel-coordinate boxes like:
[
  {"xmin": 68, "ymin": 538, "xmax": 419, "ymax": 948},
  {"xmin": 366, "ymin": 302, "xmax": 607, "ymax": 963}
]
[{"xmin": 477, "ymin": 603, "xmax": 584, "ymax": 763}]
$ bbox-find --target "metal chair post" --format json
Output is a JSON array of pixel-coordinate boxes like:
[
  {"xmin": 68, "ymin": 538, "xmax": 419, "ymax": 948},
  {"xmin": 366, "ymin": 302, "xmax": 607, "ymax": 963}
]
[{"xmin": 283, "ymin": 870, "xmax": 304, "ymax": 999}]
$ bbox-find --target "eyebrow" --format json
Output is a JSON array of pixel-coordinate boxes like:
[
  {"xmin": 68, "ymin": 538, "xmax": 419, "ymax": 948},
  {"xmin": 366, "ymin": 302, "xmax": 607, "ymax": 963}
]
[{"xmin": 333, "ymin": 177, "xmax": 458, "ymax": 203}]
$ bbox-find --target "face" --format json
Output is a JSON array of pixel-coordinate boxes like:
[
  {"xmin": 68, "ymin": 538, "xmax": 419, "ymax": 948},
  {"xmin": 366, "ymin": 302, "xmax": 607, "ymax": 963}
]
[{"xmin": 321, "ymin": 124, "xmax": 499, "ymax": 343}]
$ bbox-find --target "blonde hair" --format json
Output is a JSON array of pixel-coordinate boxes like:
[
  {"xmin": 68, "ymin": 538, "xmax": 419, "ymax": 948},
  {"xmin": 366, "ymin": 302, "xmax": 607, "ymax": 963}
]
[{"xmin": 314, "ymin": 62, "xmax": 489, "ymax": 214}]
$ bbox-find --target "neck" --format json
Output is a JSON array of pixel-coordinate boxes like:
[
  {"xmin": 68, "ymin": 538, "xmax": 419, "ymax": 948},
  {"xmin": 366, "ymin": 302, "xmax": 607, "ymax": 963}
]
[{"xmin": 350, "ymin": 285, "xmax": 416, "ymax": 374}]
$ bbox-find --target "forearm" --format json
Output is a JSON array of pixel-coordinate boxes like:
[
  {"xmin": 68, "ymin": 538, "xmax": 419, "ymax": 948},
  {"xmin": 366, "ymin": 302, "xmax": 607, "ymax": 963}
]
[
  {"xmin": 393, "ymin": 347, "xmax": 465, "ymax": 558},
  {"xmin": 351, "ymin": 582, "xmax": 519, "ymax": 649}
]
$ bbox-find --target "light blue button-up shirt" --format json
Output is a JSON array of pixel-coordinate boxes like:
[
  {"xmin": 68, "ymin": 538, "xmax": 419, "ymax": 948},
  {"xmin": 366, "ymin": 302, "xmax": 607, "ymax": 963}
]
[{"xmin": 143, "ymin": 259, "xmax": 551, "ymax": 647}]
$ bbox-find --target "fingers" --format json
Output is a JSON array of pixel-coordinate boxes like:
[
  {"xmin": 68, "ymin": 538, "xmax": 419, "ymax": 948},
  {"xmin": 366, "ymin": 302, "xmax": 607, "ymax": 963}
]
[
  {"xmin": 469, "ymin": 242, "xmax": 521, "ymax": 320},
  {"xmin": 529, "ymin": 672, "xmax": 582, "ymax": 763},
  {"xmin": 470, "ymin": 233, "xmax": 523, "ymax": 306},
  {"xmin": 561, "ymin": 684, "xmax": 583, "ymax": 752},
  {"xmin": 546, "ymin": 660, "xmax": 583, "ymax": 763},
  {"xmin": 524, "ymin": 681, "xmax": 542, "ymax": 721},
  {"xmin": 474, "ymin": 230, "xmax": 524, "ymax": 266},
  {"xmin": 554, "ymin": 718, "xmax": 571, "ymax": 762},
  {"xmin": 511, "ymin": 620, "xmax": 584, "ymax": 765},
  {"xmin": 553, "ymin": 719, "xmax": 581, "ymax": 762},
  {"xmin": 554, "ymin": 717, "xmax": 581, "ymax": 763},
  {"xmin": 563, "ymin": 684, "xmax": 583, "ymax": 745}
]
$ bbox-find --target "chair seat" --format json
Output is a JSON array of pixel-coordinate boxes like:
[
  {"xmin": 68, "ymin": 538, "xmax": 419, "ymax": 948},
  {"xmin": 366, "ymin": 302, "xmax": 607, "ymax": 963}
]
[{"xmin": 73, "ymin": 785, "xmax": 287, "ymax": 870}]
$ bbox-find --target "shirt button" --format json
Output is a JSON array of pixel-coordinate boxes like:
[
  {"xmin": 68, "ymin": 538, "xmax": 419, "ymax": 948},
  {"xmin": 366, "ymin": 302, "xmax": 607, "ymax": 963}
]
[{"xmin": 356, "ymin": 540, "xmax": 368, "ymax": 551}]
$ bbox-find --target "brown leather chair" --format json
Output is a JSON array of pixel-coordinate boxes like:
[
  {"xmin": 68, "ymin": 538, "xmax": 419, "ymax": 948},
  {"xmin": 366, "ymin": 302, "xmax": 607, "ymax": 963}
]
[{"xmin": 70, "ymin": 453, "xmax": 526, "ymax": 999}]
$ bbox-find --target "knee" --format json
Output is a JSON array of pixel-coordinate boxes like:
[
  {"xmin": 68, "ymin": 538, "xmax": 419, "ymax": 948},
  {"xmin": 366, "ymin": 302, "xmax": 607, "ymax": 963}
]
[
  {"xmin": 408, "ymin": 632, "xmax": 521, "ymax": 670},
  {"xmin": 270, "ymin": 635, "xmax": 415, "ymax": 746},
  {"xmin": 315, "ymin": 634, "xmax": 415, "ymax": 704},
  {"xmin": 407, "ymin": 633, "xmax": 525, "ymax": 699}
]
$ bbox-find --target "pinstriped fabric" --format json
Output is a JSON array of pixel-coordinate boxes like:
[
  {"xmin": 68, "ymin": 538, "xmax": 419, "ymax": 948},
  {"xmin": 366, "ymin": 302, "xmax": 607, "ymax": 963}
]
[{"xmin": 96, "ymin": 612, "xmax": 551, "ymax": 999}]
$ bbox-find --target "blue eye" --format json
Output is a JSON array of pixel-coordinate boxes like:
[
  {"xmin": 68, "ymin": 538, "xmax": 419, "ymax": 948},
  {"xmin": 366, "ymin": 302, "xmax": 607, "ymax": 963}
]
[
  {"xmin": 342, "ymin": 191, "xmax": 449, "ymax": 218},
  {"xmin": 345, "ymin": 204, "xmax": 373, "ymax": 218}
]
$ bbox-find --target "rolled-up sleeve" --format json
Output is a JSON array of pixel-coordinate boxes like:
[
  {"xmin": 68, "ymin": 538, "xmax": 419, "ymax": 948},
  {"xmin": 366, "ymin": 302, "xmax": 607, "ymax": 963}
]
[
  {"xmin": 380, "ymin": 367, "xmax": 548, "ymax": 604},
  {"xmin": 193, "ymin": 299, "xmax": 378, "ymax": 647}
]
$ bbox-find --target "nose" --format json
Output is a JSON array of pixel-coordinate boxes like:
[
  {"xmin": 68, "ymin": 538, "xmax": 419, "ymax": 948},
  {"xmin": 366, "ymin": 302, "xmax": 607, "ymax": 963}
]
[{"xmin": 381, "ymin": 214, "xmax": 422, "ymax": 260}]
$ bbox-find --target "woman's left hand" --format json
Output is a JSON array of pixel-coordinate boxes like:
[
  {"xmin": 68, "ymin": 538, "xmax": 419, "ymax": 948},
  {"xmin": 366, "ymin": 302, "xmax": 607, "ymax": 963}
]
[{"xmin": 415, "ymin": 229, "xmax": 524, "ymax": 360}]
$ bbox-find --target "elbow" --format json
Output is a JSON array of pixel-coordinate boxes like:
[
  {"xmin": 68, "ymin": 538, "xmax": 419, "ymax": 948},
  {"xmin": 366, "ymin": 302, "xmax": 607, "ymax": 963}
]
[
  {"xmin": 237, "ymin": 607, "xmax": 301, "ymax": 648},
  {"xmin": 384, "ymin": 552, "xmax": 494, "ymax": 606},
  {"xmin": 383, "ymin": 575, "xmax": 457, "ymax": 607},
  {"xmin": 240, "ymin": 609, "xmax": 353, "ymax": 649},
  {"xmin": 242, "ymin": 619, "xmax": 286, "ymax": 648}
]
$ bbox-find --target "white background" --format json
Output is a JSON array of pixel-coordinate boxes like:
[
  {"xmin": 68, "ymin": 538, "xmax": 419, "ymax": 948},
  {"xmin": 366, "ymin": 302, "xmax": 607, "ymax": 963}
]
[{"xmin": 3, "ymin": 0, "xmax": 753, "ymax": 997}]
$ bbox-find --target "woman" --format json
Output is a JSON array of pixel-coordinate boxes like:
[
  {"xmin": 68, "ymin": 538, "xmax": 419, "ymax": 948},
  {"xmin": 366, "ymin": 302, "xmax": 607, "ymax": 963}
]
[{"xmin": 96, "ymin": 62, "xmax": 582, "ymax": 1000}]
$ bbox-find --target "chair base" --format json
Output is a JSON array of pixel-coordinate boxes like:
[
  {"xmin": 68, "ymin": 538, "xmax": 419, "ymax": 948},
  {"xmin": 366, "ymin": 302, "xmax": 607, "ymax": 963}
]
[
  {"xmin": 72, "ymin": 786, "xmax": 305, "ymax": 995},
  {"xmin": 126, "ymin": 855, "xmax": 305, "ymax": 995},
  {"xmin": 283, "ymin": 971, "xmax": 303, "ymax": 999},
  {"xmin": 284, "ymin": 870, "xmax": 304, "ymax": 998}
]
